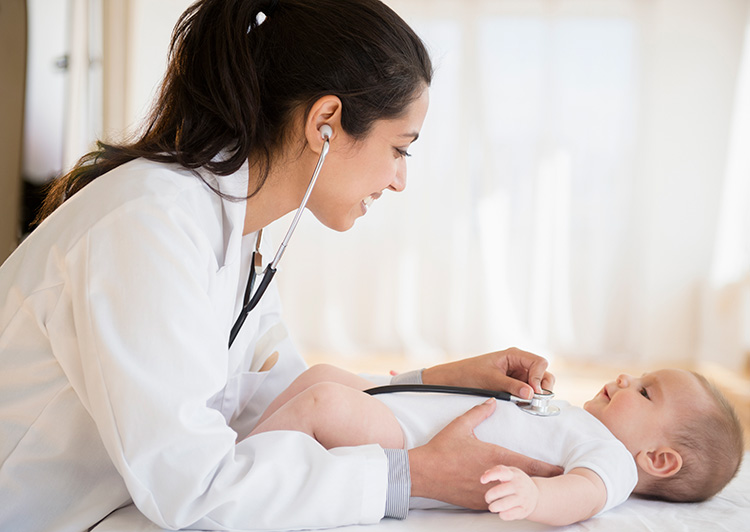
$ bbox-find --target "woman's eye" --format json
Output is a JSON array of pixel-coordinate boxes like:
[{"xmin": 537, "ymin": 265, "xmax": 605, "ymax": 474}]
[
  {"xmin": 394, "ymin": 147, "xmax": 412, "ymax": 158},
  {"xmin": 640, "ymin": 388, "xmax": 650, "ymax": 400}
]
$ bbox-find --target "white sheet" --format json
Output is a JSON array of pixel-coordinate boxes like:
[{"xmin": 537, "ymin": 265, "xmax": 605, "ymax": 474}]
[{"xmin": 93, "ymin": 451, "xmax": 750, "ymax": 532}]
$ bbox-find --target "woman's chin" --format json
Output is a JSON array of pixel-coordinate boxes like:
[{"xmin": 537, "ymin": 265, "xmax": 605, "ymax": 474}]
[{"xmin": 314, "ymin": 212, "xmax": 357, "ymax": 232}]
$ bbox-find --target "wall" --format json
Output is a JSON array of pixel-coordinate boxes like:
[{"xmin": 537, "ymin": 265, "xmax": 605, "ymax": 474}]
[{"xmin": 0, "ymin": 0, "xmax": 27, "ymax": 263}]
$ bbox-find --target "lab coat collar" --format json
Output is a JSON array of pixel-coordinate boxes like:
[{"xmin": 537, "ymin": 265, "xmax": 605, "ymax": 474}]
[
  {"xmin": 200, "ymin": 156, "xmax": 250, "ymax": 268},
  {"xmin": 212, "ymin": 157, "xmax": 251, "ymax": 199}
]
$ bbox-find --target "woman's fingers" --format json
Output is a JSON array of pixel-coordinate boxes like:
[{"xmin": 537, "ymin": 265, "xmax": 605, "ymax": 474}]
[
  {"xmin": 422, "ymin": 348, "xmax": 556, "ymax": 399},
  {"xmin": 408, "ymin": 400, "xmax": 561, "ymax": 509}
]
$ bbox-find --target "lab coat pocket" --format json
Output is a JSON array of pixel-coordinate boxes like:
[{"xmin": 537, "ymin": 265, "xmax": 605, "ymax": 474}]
[{"xmin": 220, "ymin": 352, "xmax": 278, "ymax": 422}]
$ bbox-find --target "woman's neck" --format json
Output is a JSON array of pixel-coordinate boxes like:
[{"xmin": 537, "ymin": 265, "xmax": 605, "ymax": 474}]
[{"xmin": 242, "ymin": 149, "xmax": 311, "ymax": 235}]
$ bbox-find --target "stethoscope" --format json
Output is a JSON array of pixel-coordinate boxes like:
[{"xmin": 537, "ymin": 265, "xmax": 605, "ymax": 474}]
[
  {"xmin": 228, "ymin": 125, "xmax": 333, "ymax": 347},
  {"xmin": 364, "ymin": 384, "xmax": 561, "ymax": 417},
  {"xmin": 227, "ymin": 129, "xmax": 559, "ymax": 417}
]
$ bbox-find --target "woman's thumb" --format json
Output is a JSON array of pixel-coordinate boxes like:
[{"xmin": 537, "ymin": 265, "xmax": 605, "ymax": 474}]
[{"xmin": 457, "ymin": 399, "xmax": 497, "ymax": 432}]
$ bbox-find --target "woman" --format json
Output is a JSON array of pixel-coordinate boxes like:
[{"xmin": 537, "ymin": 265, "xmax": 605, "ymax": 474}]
[{"xmin": 0, "ymin": 0, "xmax": 558, "ymax": 530}]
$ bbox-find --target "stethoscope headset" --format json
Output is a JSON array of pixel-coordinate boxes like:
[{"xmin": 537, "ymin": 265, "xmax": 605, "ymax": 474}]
[
  {"xmin": 228, "ymin": 124, "xmax": 333, "ymax": 348},
  {"xmin": 228, "ymin": 125, "xmax": 559, "ymax": 417}
]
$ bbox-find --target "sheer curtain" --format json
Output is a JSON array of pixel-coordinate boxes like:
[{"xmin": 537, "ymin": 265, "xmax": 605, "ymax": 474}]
[
  {"xmin": 700, "ymin": 3, "xmax": 750, "ymax": 373},
  {"xmin": 270, "ymin": 0, "xmax": 750, "ymax": 371},
  {"xmin": 100, "ymin": 0, "xmax": 749, "ymax": 371}
]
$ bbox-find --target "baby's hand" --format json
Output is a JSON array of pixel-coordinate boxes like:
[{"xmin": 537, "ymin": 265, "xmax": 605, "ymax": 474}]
[{"xmin": 481, "ymin": 465, "xmax": 539, "ymax": 521}]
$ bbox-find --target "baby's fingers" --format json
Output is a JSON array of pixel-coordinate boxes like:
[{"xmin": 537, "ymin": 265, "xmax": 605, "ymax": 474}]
[
  {"xmin": 488, "ymin": 496, "xmax": 531, "ymax": 521},
  {"xmin": 484, "ymin": 480, "xmax": 516, "ymax": 505},
  {"xmin": 481, "ymin": 464, "xmax": 516, "ymax": 484}
]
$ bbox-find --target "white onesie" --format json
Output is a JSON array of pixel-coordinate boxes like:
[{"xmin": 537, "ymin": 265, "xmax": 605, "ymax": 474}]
[{"xmin": 373, "ymin": 392, "xmax": 638, "ymax": 515}]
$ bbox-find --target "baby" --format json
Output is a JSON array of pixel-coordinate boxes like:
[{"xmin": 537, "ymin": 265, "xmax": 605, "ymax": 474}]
[{"xmin": 248, "ymin": 364, "xmax": 744, "ymax": 526}]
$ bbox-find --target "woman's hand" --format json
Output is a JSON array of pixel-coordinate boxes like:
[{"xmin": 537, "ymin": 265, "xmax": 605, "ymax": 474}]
[
  {"xmin": 421, "ymin": 347, "xmax": 555, "ymax": 400},
  {"xmin": 408, "ymin": 400, "xmax": 563, "ymax": 509}
]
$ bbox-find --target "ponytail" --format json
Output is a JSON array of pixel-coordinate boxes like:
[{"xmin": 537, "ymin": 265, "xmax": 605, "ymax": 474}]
[{"xmin": 36, "ymin": 0, "xmax": 432, "ymax": 223}]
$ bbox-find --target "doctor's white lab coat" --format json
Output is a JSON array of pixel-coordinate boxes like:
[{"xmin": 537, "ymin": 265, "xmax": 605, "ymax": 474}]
[{"xmin": 0, "ymin": 159, "xmax": 389, "ymax": 531}]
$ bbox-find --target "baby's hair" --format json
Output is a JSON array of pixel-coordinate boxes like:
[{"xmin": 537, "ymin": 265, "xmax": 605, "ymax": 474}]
[{"xmin": 641, "ymin": 372, "xmax": 744, "ymax": 502}]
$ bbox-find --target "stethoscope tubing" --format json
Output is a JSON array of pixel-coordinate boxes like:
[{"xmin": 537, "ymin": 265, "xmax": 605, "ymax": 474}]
[
  {"xmin": 364, "ymin": 384, "xmax": 560, "ymax": 417},
  {"xmin": 228, "ymin": 265, "xmax": 277, "ymax": 347},
  {"xmin": 365, "ymin": 384, "xmax": 515, "ymax": 402}
]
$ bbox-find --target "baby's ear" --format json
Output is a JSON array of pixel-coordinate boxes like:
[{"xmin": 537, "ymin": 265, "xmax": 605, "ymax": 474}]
[{"xmin": 636, "ymin": 447, "xmax": 683, "ymax": 478}]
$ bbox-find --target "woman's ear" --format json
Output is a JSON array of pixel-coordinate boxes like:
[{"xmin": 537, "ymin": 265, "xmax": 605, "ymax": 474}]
[
  {"xmin": 304, "ymin": 95, "xmax": 342, "ymax": 152},
  {"xmin": 636, "ymin": 447, "xmax": 683, "ymax": 478}
]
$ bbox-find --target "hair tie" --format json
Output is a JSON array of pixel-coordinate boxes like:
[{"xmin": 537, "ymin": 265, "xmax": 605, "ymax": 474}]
[{"xmin": 253, "ymin": 0, "xmax": 278, "ymax": 29}]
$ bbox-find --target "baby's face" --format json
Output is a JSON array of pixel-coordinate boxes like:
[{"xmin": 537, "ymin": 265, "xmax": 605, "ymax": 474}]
[{"xmin": 583, "ymin": 369, "xmax": 705, "ymax": 454}]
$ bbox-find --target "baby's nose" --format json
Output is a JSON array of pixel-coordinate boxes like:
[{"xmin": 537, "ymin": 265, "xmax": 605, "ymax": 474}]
[{"xmin": 616, "ymin": 374, "xmax": 632, "ymax": 388}]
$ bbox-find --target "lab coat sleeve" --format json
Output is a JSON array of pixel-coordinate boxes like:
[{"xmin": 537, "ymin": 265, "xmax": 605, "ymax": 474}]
[{"xmin": 57, "ymin": 199, "xmax": 388, "ymax": 530}]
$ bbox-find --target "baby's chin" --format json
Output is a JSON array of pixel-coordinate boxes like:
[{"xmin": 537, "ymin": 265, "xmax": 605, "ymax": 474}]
[{"xmin": 582, "ymin": 402, "xmax": 607, "ymax": 427}]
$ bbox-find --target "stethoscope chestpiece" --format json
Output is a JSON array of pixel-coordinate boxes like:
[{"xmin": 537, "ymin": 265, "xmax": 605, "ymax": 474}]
[{"xmin": 516, "ymin": 389, "xmax": 560, "ymax": 417}]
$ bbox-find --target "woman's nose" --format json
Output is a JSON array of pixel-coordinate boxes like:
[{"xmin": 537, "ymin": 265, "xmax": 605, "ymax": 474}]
[{"xmin": 389, "ymin": 164, "xmax": 407, "ymax": 192}]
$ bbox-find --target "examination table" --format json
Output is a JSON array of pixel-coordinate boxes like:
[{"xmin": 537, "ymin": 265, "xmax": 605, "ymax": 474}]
[{"xmin": 93, "ymin": 450, "xmax": 749, "ymax": 532}]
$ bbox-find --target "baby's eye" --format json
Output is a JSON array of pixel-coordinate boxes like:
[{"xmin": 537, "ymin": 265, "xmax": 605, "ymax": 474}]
[{"xmin": 640, "ymin": 388, "xmax": 650, "ymax": 400}]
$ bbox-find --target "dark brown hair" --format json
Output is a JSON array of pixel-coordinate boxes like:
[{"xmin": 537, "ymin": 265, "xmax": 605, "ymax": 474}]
[{"xmin": 36, "ymin": 0, "xmax": 432, "ymax": 223}]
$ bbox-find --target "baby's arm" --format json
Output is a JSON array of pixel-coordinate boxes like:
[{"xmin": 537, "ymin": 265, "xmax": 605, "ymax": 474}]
[{"xmin": 482, "ymin": 465, "xmax": 606, "ymax": 526}]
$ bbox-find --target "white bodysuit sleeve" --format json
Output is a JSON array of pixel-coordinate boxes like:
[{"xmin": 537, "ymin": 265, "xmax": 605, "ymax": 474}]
[{"xmin": 56, "ymin": 199, "xmax": 388, "ymax": 530}]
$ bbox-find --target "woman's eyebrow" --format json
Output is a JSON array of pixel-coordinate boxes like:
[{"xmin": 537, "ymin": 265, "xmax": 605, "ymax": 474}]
[{"xmin": 400, "ymin": 132, "xmax": 420, "ymax": 142}]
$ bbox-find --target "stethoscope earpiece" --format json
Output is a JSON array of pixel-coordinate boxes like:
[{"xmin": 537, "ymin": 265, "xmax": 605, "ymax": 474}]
[{"xmin": 319, "ymin": 124, "xmax": 332, "ymax": 140}]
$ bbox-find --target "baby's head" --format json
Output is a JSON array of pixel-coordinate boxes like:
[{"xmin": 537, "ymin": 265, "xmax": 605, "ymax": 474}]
[{"xmin": 584, "ymin": 368, "xmax": 744, "ymax": 502}]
